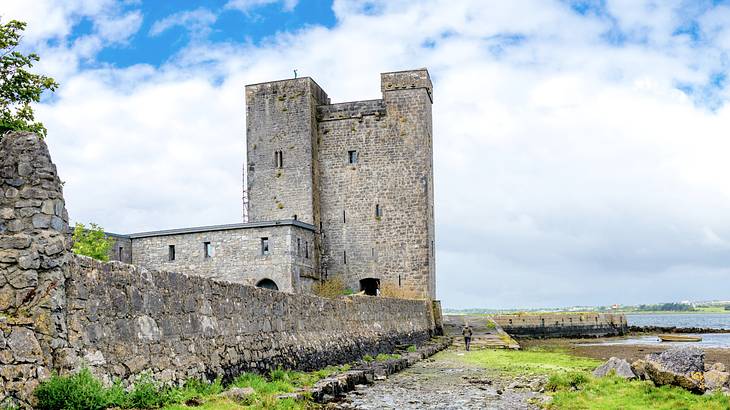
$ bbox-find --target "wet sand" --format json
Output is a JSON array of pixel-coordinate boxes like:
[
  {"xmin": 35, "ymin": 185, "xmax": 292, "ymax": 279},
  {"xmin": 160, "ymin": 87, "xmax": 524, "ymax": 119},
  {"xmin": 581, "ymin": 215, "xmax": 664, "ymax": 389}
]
[{"xmin": 521, "ymin": 337, "xmax": 730, "ymax": 367}]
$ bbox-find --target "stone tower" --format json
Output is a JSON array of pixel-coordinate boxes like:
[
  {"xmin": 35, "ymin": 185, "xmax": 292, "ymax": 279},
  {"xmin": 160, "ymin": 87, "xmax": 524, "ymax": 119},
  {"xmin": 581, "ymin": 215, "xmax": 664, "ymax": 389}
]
[{"xmin": 245, "ymin": 69, "xmax": 435, "ymax": 299}]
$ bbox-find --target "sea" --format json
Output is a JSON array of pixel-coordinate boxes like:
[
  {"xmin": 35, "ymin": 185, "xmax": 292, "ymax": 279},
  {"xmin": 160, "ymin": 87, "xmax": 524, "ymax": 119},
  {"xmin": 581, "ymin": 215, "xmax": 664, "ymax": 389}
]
[
  {"xmin": 587, "ymin": 313, "xmax": 730, "ymax": 348},
  {"xmin": 626, "ymin": 313, "xmax": 730, "ymax": 330}
]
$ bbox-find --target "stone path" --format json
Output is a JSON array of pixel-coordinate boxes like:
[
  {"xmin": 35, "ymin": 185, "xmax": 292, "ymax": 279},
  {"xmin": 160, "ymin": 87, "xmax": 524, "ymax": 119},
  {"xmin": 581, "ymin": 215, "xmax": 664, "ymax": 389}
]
[
  {"xmin": 334, "ymin": 353, "xmax": 543, "ymax": 409},
  {"xmin": 443, "ymin": 314, "xmax": 521, "ymax": 350}
]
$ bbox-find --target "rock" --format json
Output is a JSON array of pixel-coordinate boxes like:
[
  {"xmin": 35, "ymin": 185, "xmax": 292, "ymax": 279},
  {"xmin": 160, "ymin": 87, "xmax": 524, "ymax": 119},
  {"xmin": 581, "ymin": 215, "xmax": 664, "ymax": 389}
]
[
  {"xmin": 644, "ymin": 347, "xmax": 706, "ymax": 393},
  {"xmin": 593, "ymin": 357, "xmax": 637, "ymax": 379},
  {"xmin": 8, "ymin": 327, "xmax": 43, "ymax": 363},
  {"xmin": 221, "ymin": 387, "xmax": 255, "ymax": 403},
  {"xmin": 704, "ymin": 370, "xmax": 729, "ymax": 391},
  {"xmin": 631, "ymin": 359, "xmax": 649, "ymax": 380}
]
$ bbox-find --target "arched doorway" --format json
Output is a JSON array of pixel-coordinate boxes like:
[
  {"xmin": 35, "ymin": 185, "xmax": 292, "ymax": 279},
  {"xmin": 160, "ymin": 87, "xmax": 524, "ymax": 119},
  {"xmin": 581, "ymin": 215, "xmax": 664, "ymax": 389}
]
[
  {"xmin": 359, "ymin": 278, "xmax": 380, "ymax": 296},
  {"xmin": 256, "ymin": 278, "xmax": 279, "ymax": 291}
]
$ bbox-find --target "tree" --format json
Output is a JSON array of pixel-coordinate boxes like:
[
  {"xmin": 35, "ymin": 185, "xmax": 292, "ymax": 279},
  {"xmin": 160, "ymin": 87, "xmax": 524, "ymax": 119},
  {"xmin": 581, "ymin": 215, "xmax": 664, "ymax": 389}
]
[
  {"xmin": 0, "ymin": 20, "xmax": 58, "ymax": 138},
  {"xmin": 72, "ymin": 223, "xmax": 114, "ymax": 261}
]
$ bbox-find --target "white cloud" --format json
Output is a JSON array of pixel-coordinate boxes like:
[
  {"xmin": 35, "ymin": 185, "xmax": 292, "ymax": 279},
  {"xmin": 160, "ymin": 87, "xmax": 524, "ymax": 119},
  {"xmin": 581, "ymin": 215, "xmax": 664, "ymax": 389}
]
[
  {"xmin": 149, "ymin": 8, "xmax": 217, "ymax": 38},
  {"xmin": 12, "ymin": 0, "xmax": 730, "ymax": 308},
  {"xmin": 224, "ymin": 0, "xmax": 299, "ymax": 13}
]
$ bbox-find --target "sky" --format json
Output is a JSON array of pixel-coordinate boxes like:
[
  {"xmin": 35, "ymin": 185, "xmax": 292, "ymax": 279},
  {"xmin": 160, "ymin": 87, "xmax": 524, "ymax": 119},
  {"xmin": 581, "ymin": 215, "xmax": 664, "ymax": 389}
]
[{"xmin": 3, "ymin": 0, "xmax": 730, "ymax": 309}]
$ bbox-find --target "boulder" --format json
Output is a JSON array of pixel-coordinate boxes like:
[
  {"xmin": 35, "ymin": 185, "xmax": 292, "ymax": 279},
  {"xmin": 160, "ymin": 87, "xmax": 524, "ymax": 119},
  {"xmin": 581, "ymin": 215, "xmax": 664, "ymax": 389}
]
[
  {"xmin": 631, "ymin": 359, "xmax": 649, "ymax": 380},
  {"xmin": 704, "ymin": 370, "xmax": 729, "ymax": 391},
  {"xmin": 220, "ymin": 387, "xmax": 255, "ymax": 403},
  {"xmin": 644, "ymin": 347, "xmax": 705, "ymax": 393},
  {"xmin": 593, "ymin": 357, "xmax": 636, "ymax": 379}
]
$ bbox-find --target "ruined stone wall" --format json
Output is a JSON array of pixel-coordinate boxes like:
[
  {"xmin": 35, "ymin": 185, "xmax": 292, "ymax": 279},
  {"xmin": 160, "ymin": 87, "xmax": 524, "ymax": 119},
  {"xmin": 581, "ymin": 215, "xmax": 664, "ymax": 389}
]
[
  {"xmin": 317, "ymin": 69, "xmax": 435, "ymax": 298},
  {"xmin": 128, "ymin": 224, "xmax": 316, "ymax": 293},
  {"xmin": 492, "ymin": 313, "xmax": 628, "ymax": 339},
  {"xmin": 0, "ymin": 132, "xmax": 73, "ymax": 407},
  {"xmin": 63, "ymin": 256, "xmax": 435, "ymax": 386}
]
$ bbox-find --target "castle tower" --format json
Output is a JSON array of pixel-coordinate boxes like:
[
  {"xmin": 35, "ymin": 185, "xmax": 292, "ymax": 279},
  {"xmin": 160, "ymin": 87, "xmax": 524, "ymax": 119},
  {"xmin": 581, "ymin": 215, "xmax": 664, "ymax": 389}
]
[
  {"xmin": 245, "ymin": 77, "xmax": 329, "ymax": 225},
  {"xmin": 244, "ymin": 69, "xmax": 435, "ymax": 299}
]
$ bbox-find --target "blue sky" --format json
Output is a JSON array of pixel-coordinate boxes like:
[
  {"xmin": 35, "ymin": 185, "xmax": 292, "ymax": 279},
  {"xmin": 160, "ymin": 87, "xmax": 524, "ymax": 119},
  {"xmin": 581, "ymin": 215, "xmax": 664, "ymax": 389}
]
[{"xmin": 4, "ymin": 0, "xmax": 730, "ymax": 309}]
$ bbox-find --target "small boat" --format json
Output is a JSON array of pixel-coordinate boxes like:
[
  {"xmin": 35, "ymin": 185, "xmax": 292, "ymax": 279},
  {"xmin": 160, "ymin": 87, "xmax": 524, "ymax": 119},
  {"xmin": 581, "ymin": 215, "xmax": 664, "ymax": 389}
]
[{"xmin": 658, "ymin": 335, "xmax": 702, "ymax": 342}]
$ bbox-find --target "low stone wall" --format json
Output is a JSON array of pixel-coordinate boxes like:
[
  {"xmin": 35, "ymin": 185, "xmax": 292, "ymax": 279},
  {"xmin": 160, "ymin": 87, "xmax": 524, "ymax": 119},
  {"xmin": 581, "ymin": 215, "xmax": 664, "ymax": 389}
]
[
  {"xmin": 61, "ymin": 255, "xmax": 435, "ymax": 386},
  {"xmin": 493, "ymin": 313, "xmax": 628, "ymax": 339}
]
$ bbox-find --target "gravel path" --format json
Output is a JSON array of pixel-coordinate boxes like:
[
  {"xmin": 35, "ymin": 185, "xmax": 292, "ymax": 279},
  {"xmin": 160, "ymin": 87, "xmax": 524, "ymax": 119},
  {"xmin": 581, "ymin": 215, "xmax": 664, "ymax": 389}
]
[{"xmin": 335, "ymin": 352, "xmax": 544, "ymax": 410}]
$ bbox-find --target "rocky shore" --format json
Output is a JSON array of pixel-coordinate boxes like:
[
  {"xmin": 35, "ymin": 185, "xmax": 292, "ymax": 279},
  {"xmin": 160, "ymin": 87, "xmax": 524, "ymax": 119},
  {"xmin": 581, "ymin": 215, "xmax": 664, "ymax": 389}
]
[{"xmin": 629, "ymin": 325, "xmax": 730, "ymax": 334}]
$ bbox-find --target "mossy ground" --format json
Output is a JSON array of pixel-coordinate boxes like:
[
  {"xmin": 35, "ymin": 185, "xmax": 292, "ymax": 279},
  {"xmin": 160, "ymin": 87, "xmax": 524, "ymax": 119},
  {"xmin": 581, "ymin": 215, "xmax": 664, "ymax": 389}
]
[{"xmin": 447, "ymin": 346, "xmax": 730, "ymax": 409}]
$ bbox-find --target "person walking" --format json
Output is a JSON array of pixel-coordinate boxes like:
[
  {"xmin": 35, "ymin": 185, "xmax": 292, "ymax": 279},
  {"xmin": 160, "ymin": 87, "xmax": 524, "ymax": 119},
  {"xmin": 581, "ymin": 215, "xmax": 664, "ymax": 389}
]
[{"xmin": 462, "ymin": 324, "xmax": 473, "ymax": 351}]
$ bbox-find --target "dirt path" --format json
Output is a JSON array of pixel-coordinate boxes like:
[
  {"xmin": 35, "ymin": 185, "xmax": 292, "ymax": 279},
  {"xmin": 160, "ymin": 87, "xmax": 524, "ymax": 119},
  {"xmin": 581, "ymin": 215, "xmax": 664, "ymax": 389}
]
[{"xmin": 335, "ymin": 351, "xmax": 542, "ymax": 410}]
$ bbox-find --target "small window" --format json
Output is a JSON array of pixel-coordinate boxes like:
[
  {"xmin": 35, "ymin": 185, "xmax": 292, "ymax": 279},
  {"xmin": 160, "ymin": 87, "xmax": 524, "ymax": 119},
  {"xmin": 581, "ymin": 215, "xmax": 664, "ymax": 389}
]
[
  {"xmin": 297, "ymin": 238, "xmax": 301, "ymax": 257},
  {"xmin": 168, "ymin": 245, "xmax": 175, "ymax": 261},
  {"xmin": 398, "ymin": 274, "xmax": 402, "ymax": 287},
  {"xmin": 293, "ymin": 214, "xmax": 297, "ymax": 221},
  {"xmin": 348, "ymin": 150, "xmax": 358, "ymax": 164},
  {"xmin": 343, "ymin": 250, "xmax": 347, "ymax": 264},
  {"xmin": 261, "ymin": 237, "xmax": 270, "ymax": 256},
  {"xmin": 305, "ymin": 241, "xmax": 309, "ymax": 259},
  {"xmin": 274, "ymin": 151, "xmax": 283, "ymax": 168},
  {"xmin": 204, "ymin": 241, "xmax": 213, "ymax": 258},
  {"xmin": 118, "ymin": 247, "xmax": 124, "ymax": 259},
  {"xmin": 375, "ymin": 204, "xmax": 382, "ymax": 218},
  {"xmin": 342, "ymin": 210, "xmax": 346, "ymax": 224}
]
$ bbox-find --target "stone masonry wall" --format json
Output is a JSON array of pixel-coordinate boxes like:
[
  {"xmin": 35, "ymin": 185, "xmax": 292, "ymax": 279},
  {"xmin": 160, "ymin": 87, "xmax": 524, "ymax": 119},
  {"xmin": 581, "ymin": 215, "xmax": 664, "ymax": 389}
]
[
  {"xmin": 317, "ymin": 70, "xmax": 435, "ymax": 298},
  {"xmin": 63, "ymin": 256, "xmax": 435, "ymax": 386},
  {"xmin": 0, "ymin": 131, "xmax": 437, "ymax": 407},
  {"xmin": 129, "ymin": 224, "xmax": 316, "ymax": 293},
  {"xmin": 493, "ymin": 313, "xmax": 628, "ymax": 339},
  {"xmin": 0, "ymin": 132, "xmax": 73, "ymax": 407}
]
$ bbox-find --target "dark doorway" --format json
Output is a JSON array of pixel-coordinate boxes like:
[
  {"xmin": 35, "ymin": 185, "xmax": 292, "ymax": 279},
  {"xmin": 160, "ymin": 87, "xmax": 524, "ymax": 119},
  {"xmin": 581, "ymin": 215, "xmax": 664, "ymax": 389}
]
[
  {"xmin": 256, "ymin": 278, "xmax": 279, "ymax": 291},
  {"xmin": 359, "ymin": 278, "xmax": 380, "ymax": 296}
]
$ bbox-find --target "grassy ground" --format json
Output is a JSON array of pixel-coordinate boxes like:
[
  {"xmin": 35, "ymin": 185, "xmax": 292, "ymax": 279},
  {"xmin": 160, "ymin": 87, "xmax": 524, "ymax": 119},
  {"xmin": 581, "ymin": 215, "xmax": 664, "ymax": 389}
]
[{"xmin": 448, "ymin": 347, "xmax": 730, "ymax": 409}]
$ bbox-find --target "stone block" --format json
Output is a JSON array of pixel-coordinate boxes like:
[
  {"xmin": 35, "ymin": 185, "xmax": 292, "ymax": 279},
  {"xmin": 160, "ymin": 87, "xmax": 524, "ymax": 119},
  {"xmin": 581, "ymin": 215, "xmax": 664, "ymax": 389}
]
[{"xmin": 8, "ymin": 328, "xmax": 43, "ymax": 363}]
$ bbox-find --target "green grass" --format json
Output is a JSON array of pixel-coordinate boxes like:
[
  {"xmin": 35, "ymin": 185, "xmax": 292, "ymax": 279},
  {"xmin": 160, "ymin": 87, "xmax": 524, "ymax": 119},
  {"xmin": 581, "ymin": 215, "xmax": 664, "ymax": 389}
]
[
  {"xmin": 450, "ymin": 347, "xmax": 730, "ymax": 409},
  {"xmin": 450, "ymin": 347, "xmax": 601, "ymax": 376},
  {"xmin": 549, "ymin": 375, "xmax": 730, "ymax": 410}
]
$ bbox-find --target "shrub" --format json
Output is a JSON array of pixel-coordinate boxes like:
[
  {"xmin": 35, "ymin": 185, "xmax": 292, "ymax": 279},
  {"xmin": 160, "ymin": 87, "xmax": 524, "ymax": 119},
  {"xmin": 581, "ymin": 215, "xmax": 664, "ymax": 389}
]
[
  {"xmin": 72, "ymin": 223, "xmax": 114, "ymax": 261},
  {"xmin": 546, "ymin": 371, "xmax": 590, "ymax": 392},
  {"xmin": 406, "ymin": 345, "xmax": 417, "ymax": 353},
  {"xmin": 312, "ymin": 277, "xmax": 351, "ymax": 298},
  {"xmin": 362, "ymin": 354, "xmax": 374, "ymax": 363},
  {"xmin": 380, "ymin": 282, "xmax": 424, "ymax": 300},
  {"xmin": 35, "ymin": 369, "xmax": 109, "ymax": 410},
  {"xmin": 125, "ymin": 374, "xmax": 169, "ymax": 409},
  {"xmin": 375, "ymin": 353, "xmax": 401, "ymax": 362}
]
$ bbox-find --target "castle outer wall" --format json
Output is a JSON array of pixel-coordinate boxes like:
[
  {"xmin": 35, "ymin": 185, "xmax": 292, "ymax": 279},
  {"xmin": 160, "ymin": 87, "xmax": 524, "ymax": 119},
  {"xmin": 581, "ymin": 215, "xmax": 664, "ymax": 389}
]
[{"xmin": 0, "ymin": 132, "xmax": 439, "ymax": 407}]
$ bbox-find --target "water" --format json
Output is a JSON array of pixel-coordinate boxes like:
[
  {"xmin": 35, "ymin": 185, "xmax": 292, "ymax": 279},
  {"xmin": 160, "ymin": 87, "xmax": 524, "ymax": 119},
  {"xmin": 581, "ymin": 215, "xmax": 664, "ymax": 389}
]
[
  {"xmin": 626, "ymin": 313, "xmax": 730, "ymax": 330},
  {"xmin": 582, "ymin": 334, "xmax": 730, "ymax": 349}
]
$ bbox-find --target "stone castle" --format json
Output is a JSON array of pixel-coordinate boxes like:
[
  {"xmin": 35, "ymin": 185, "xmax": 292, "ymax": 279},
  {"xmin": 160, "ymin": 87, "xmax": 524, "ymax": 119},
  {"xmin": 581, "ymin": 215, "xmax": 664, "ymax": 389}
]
[{"xmin": 109, "ymin": 68, "xmax": 435, "ymax": 299}]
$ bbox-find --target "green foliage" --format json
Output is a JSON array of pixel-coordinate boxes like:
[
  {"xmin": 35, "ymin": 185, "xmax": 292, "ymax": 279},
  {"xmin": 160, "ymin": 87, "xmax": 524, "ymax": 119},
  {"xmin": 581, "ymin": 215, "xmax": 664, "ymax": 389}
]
[
  {"xmin": 375, "ymin": 353, "xmax": 401, "ymax": 362},
  {"xmin": 635, "ymin": 302, "xmax": 695, "ymax": 312},
  {"xmin": 545, "ymin": 371, "xmax": 590, "ymax": 392},
  {"xmin": 549, "ymin": 375, "xmax": 730, "ymax": 410},
  {"xmin": 72, "ymin": 223, "xmax": 114, "ymax": 261},
  {"xmin": 34, "ymin": 369, "xmax": 110, "ymax": 410},
  {"xmin": 725, "ymin": 304, "xmax": 730, "ymax": 311},
  {"xmin": 0, "ymin": 20, "xmax": 58, "ymax": 138},
  {"xmin": 362, "ymin": 354, "xmax": 374, "ymax": 363},
  {"xmin": 406, "ymin": 345, "xmax": 417, "ymax": 353},
  {"xmin": 485, "ymin": 320, "xmax": 497, "ymax": 330}
]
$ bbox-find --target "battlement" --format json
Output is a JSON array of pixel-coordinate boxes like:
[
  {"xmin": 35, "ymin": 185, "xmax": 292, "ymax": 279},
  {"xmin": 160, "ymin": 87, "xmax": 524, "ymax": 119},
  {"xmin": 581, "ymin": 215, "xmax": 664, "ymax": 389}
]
[
  {"xmin": 245, "ymin": 76, "xmax": 330, "ymax": 105},
  {"xmin": 317, "ymin": 99, "xmax": 386, "ymax": 122},
  {"xmin": 380, "ymin": 68, "xmax": 433, "ymax": 102}
]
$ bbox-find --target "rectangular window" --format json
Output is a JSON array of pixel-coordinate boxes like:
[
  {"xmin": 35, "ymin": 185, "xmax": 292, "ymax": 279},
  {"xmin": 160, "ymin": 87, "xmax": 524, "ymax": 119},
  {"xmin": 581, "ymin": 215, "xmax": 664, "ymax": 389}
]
[
  {"xmin": 297, "ymin": 238, "xmax": 301, "ymax": 257},
  {"xmin": 204, "ymin": 241, "xmax": 213, "ymax": 258},
  {"xmin": 274, "ymin": 150, "xmax": 283, "ymax": 168},
  {"xmin": 168, "ymin": 245, "xmax": 175, "ymax": 261},
  {"xmin": 305, "ymin": 241, "xmax": 309, "ymax": 259},
  {"xmin": 119, "ymin": 247, "xmax": 124, "ymax": 259},
  {"xmin": 261, "ymin": 237, "xmax": 269, "ymax": 255},
  {"xmin": 343, "ymin": 209, "xmax": 346, "ymax": 223},
  {"xmin": 375, "ymin": 204, "xmax": 382, "ymax": 218},
  {"xmin": 343, "ymin": 250, "xmax": 347, "ymax": 264},
  {"xmin": 348, "ymin": 150, "xmax": 358, "ymax": 164}
]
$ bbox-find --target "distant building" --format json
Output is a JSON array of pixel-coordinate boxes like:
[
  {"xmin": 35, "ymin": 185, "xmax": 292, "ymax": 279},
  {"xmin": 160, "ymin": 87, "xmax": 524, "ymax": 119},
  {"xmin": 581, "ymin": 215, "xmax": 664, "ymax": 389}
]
[{"xmin": 109, "ymin": 69, "xmax": 436, "ymax": 299}]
